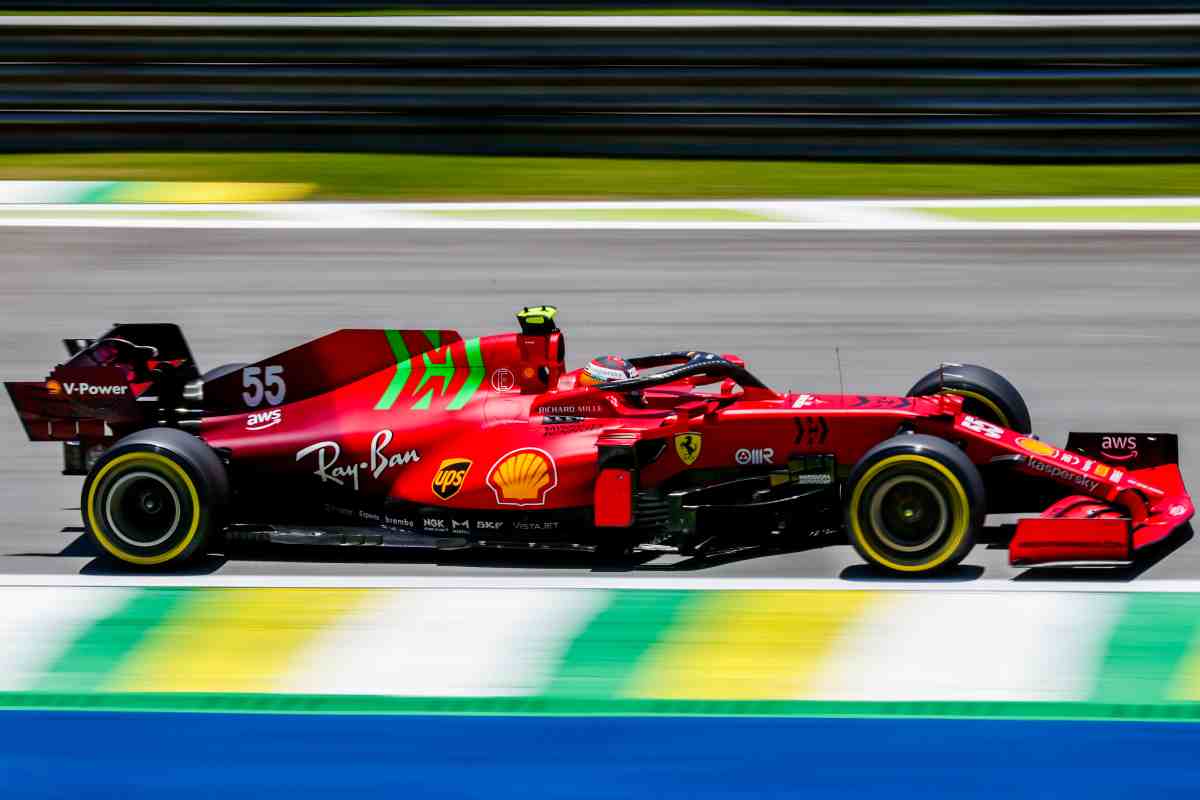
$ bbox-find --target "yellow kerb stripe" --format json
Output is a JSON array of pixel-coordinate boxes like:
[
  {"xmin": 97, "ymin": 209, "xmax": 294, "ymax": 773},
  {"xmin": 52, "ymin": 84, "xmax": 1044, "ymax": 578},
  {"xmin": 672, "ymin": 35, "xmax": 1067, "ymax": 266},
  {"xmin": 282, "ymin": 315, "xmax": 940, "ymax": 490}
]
[
  {"xmin": 625, "ymin": 591, "xmax": 875, "ymax": 700},
  {"xmin": 108, "ymin": 589, "xmax": 367, "ymax": 693},
  {"xmin": 1169, "ymin": 631, "xmax": 1200, "ymax": 700},
  {"xmin": 107, "ymin": 182, "xmax": 315, "ymax": 203}
]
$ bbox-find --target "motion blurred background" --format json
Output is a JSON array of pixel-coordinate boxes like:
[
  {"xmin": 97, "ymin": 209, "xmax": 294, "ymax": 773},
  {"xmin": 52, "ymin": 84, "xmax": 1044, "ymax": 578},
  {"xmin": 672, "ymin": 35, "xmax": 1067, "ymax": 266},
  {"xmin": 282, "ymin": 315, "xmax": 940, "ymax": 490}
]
[{"xmin": 2, "ymin": 1, "xmax": 1200, "ymax": 798}]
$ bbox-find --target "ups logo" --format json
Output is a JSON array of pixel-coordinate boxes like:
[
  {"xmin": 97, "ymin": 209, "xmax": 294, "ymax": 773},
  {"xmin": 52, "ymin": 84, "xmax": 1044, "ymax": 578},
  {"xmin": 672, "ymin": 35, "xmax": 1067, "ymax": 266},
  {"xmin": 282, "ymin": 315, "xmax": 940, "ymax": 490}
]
[{"xmin": 432, "ymin": 458, "xmax": 472, "ymax": 500}]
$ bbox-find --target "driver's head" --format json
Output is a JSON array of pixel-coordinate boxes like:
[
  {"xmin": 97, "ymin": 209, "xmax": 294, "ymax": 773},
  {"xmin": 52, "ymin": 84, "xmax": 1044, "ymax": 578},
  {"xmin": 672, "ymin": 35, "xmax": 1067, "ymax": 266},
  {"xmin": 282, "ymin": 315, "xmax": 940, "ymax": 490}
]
[{"xmin": 576, "ymin": 355, "xmax": 637, "ymax": 388}]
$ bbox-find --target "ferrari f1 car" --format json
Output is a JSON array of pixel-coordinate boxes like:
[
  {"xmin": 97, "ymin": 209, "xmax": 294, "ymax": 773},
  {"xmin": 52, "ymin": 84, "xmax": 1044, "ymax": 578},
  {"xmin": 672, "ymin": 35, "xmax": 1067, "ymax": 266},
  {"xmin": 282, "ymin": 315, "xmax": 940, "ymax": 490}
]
[{"xmin": 5, "ymin": 307, "xmax": 1193, "ymax": 574}]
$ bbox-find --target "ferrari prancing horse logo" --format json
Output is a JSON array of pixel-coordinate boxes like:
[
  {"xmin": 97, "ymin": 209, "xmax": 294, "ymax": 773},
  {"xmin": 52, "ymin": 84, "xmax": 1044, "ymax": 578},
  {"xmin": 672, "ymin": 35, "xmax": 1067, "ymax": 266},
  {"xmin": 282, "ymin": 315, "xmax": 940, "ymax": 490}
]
[{"xmin": 674, "ymin": 433, "xmax": 702, "ymax": 466}]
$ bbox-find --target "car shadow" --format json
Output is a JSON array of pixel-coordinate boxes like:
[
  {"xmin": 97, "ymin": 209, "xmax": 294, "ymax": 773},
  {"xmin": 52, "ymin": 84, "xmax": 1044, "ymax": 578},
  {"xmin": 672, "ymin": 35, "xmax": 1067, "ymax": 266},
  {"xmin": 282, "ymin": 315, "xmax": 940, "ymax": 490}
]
[
  {"xmin": 29, "ymin": 528, "xmax": 839, "ymax": 575},
  {"xmin": 7, "ymin": 529, "xmax": 230, "ymax": 576},
  {"xmin": 13, "ymin": 523, "xmax": 1194, "ymax": 581},
  {"xmin": 222, "ymin": 539, "xmax": 662, "ymax": 572},
  {"xmin": 838, "ymin": 564, "xmax": 987, "ymax": 582}
]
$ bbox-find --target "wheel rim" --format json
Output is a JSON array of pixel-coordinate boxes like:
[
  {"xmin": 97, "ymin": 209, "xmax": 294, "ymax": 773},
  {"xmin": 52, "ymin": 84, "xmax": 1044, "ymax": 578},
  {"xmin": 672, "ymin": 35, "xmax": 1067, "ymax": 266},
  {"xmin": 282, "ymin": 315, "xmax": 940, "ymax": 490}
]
[
  {"xmin": 104, "ymin": 471, "xmax": 182, "ymax": 548},
  {"xmin": 867, "ymin": 474, "xmax": 949, "ymax": 553}
]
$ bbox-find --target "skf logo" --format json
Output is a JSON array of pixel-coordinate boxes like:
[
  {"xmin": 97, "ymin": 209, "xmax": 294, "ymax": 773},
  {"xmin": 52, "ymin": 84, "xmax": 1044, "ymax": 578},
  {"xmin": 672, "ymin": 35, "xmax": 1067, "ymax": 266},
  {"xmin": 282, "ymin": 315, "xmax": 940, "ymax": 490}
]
[
  {"xmin": 245, "ymin": 409, "xmax": 282, "ymax": 431},
  {"xmin": 674, "ymin": 432, "xmax": 702, "ymax": 466},
  {"xmin": 735, "ymin": 447, "xmax": 774, "ymax": 466},
  {"xmin": 486, "ymin": 448, "xmax": 558, "ymax": 506},
  {"xmin": 432, "ymin": 458, "xmax": 472, "ymax": 500}
]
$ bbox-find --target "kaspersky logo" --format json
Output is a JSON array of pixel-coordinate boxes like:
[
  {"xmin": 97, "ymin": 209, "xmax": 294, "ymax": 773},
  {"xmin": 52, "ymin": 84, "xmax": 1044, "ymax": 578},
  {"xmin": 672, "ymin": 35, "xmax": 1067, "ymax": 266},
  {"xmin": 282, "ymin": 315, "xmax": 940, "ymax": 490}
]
[
  {"xmin": 432, "ymin": 458, "xmax": 472, "ymax": 500},
  {"xmin": 61, "ymin": 382, "xmax": 128, "ymax": 397}
]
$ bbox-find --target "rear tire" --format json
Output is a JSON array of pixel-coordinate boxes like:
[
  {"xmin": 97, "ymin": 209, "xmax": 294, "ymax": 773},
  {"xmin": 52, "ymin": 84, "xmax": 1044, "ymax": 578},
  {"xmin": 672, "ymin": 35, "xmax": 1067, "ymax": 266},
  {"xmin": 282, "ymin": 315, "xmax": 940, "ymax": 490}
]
[
  {"xmin": 202, "ymin": 362, "xmax": 246, "ymax": 382},
  {"xmin": 81, "ymin": 428, "xmax": 229, "ymax": 568},
  {"xmin": 845, "ymin": 434, "xmax": 984, "ymax": 575},
  {"xmin": 907, "ymin": 363, "xmax": 1031, "ymax": 433}
]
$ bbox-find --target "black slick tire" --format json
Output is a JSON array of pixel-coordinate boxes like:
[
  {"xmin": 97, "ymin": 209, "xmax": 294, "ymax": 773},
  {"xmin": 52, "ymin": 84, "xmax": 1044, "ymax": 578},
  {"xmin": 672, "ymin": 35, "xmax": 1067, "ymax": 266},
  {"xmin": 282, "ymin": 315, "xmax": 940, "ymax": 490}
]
[
  {"xmin": 845, "ymin": 434, "xmax": 985, "ymax": 575},
  {"xmin": 907, "ymin": 363, "xmax": 1031, "ymax": 434},
  {"xmin": 81, "ymin": 428, "xmax": 229, "ymax": 569}
]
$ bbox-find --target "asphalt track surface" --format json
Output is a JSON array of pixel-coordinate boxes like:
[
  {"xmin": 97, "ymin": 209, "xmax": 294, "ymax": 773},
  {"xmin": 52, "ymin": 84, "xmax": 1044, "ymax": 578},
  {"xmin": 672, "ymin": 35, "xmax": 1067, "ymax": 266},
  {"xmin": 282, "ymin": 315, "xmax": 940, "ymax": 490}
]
[{"xmin": 1, "ymin": 227, "xmax": 1198, "ymax": 581}]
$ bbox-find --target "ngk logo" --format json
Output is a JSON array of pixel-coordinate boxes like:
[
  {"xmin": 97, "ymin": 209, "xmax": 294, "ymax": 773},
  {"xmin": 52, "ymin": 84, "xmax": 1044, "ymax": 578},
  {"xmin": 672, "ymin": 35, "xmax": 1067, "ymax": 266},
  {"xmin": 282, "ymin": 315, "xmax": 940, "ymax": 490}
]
[
  {"xmin": 62, "ymin": 382, "xmax": 127, "ymax": 397},
  {"xmin": 735, "ymin": 447, "xmax": 774, "ymax": 466}
]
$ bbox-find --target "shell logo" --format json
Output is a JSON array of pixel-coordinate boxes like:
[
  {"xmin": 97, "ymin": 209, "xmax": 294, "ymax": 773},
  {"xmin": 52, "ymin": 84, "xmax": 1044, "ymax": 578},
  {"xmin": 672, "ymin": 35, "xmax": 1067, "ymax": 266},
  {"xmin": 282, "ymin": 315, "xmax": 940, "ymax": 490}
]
[
  {"xmin": 1015, "ymin": 436, "xmax": 1059, "ymax": 458},
  {"xmin": 486, "ymin": 447, "xmax": 558, "ymax": 506}
]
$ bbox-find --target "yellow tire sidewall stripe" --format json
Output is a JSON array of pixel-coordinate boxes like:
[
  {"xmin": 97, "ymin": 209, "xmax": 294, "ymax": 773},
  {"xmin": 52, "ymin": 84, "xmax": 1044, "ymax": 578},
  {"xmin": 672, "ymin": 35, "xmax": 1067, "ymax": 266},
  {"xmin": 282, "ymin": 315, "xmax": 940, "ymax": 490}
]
[
  {"xmin": 848, "ymin": 453, "xmax": 971, "ymax": 573},
  {"xmin": 86, "ymin": 452, "xmax": 202, "ymax": 566}
]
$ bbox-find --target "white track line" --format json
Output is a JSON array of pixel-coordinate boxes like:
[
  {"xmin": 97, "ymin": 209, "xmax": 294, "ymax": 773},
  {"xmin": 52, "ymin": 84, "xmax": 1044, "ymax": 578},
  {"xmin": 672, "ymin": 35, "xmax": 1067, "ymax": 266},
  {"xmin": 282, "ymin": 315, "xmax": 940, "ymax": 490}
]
[
  {"xmin": 3, "ymin": 200, "xmax": 1200, "ymax": 231},
  {"xmin": 3, "ymin": 15, "xmax": 1199, "ymax": 29},
  {"xmin": 0, "ymin": 574, "xmax": 1198, "ymax": 593}
]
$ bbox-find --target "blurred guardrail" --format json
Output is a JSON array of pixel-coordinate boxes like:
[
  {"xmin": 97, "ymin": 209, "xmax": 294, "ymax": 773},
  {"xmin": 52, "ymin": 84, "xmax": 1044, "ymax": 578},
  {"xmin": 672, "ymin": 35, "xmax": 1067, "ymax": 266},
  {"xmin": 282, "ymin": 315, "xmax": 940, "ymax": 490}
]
[{"xmin": 3, "ymin": 14, "xmax": 1200, "ymax": 160}]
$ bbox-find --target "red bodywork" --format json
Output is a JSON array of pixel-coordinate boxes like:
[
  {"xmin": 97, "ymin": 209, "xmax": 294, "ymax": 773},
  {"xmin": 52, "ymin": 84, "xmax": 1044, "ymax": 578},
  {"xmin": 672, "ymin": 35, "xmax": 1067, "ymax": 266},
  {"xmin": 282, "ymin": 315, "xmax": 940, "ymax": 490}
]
[{"xmin": 7, "ymin": 321, "xmax": 1194, "ymax": 568}]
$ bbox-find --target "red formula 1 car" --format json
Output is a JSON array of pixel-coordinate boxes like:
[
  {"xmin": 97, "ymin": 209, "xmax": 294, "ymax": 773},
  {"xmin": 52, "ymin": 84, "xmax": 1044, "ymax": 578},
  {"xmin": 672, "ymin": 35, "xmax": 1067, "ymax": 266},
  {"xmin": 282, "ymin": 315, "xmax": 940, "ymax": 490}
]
[{"xmin": 5, "ymin": 306, "xmax": 1194, "ymax": 574}]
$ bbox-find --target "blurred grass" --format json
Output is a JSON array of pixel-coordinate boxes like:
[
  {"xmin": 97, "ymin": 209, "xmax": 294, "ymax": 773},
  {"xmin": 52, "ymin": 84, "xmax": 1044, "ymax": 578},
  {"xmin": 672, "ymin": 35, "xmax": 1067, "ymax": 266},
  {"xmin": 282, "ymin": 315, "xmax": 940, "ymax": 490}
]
[
  {"xmin": 0, "ymin": 9, "xmax": 972, "ymax": 15},
  {"xmin": 3, "ymin": 153, "xmax": 1200, "ymax": 200},
  {"xmin": 433, "ymin": 208, "xmax": 772, "ymax": 220},
  {"xmin": 929, "ymin": 205, "xmax": 1200, "ymax": 222}
]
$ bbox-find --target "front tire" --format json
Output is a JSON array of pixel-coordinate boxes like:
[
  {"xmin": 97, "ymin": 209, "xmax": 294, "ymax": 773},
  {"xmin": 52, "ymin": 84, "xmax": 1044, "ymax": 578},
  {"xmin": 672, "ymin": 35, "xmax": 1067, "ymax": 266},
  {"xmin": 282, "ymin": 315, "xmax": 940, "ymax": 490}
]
[
  {"xmin": 82, "ymin": 428, "xmax": 228, "ymax": 568},
  {"xmin": 845, "ymin": 434, "xmax": 984, "ymax": 575},
  {"xmin": 907, "ymin": 363, "xmax": 1031, "ymax": 434}
]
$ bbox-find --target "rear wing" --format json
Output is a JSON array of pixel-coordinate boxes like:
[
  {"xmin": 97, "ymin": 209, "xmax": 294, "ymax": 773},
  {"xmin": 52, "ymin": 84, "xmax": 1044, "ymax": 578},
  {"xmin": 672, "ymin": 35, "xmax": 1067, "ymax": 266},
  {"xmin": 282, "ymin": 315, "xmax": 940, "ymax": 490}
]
[
  {"xmin": 5, "ymin": 322, "xmax": 198, "ymax": 445},
  {"xmin": 6, "ymin": 366, "xmax": 140, "ymax": 442}
]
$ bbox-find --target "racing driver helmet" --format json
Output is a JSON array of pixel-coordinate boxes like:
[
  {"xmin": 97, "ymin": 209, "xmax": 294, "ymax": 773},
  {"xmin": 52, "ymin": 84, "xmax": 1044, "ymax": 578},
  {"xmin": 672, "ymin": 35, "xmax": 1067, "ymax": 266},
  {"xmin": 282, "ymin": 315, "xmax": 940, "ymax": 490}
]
[{"xmin": 576, "ymin": 355, "xmax": 638, "ymax": 388}]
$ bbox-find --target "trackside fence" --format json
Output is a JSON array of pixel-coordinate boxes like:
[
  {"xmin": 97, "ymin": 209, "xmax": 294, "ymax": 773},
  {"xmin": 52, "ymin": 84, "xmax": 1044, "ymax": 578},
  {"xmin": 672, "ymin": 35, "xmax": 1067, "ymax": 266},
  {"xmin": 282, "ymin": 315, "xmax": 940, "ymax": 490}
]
[{"xmin": 3, "ymin": 15, "xmax": 1200, "ymax": 160}]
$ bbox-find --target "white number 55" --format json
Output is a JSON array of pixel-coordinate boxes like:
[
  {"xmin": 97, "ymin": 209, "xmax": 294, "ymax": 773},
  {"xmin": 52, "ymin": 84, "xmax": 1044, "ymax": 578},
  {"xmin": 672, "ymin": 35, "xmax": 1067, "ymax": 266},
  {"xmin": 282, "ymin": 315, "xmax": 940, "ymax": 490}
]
[{"xmin": 242, "ymin": 365, "xmax": 286, "ymax": 408}]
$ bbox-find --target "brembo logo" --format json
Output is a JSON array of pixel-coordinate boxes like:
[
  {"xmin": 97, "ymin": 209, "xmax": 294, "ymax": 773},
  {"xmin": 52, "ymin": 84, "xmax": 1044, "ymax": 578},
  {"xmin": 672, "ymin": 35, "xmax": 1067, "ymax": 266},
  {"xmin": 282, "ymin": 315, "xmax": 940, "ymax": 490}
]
[{"xmin": 62, "ymin": 382, "xmax": 127, "ymax": 396}]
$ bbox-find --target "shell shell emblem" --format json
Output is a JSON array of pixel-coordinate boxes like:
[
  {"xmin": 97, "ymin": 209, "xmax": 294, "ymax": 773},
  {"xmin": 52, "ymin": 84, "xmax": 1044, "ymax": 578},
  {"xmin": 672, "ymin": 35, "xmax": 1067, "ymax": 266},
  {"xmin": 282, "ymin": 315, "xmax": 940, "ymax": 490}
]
[
  {"xmin": 486, "ymin": 447, "xmax": 558, "ymax": 506},
  {"xmin": 1015, "ymin": 436, "xmax": 1059, "ymax": 458}
]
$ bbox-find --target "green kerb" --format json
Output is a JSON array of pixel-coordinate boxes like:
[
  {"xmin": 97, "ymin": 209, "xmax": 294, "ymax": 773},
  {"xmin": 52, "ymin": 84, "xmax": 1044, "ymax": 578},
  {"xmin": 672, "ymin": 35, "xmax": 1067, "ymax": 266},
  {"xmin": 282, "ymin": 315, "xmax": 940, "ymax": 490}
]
[
  {"xmin": 30, "ymin": 589, "xmax": 192, "ymax": 694},
  {"xmin": 3, "ymin": 693, "xmax": 1200, "ymax": 723},
  {"xmin": 76, "ymin": 181, "xmax": 125, "ymax": 204},
  {"xmin": 544, "ymin": 590, "xmax": 695, "ymax": 699},
  {"xmin": 1091, "ymin": 594, "xmax": 1200, "ymax": 705}
]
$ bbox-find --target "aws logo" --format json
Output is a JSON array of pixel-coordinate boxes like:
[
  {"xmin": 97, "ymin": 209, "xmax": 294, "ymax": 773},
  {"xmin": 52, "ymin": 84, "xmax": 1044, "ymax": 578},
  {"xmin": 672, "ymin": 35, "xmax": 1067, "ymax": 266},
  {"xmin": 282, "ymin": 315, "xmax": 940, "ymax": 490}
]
[
  {"xmin": 245, "ymin": 409, "xmax": 282, "ymax": 431},
  {"xmin": 432, "ymin": 458, "xmax": 472, "ymax": 500},
  {"xmin": 1100, "ymin": 435, "xmax": 1138, "ymax": 461}
]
